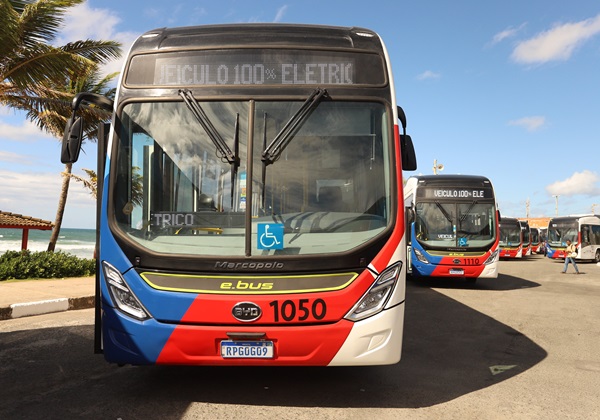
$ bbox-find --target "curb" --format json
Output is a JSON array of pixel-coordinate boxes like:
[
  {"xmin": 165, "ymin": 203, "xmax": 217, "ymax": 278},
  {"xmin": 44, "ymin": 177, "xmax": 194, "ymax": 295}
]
[{"xmin": 0, "ymin": 296, "xmax": 95, "ymax": 321}]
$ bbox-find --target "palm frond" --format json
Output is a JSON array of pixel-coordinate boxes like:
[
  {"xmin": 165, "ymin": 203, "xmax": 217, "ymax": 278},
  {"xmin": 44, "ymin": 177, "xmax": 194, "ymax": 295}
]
[
  {"xmin": 18, "ymin": 0, "xmax": 85, "ymax": 48},
  {"xmin": 62, "ymin": 168, "xmax": 98, "ymax": 198},
  {"xmin": 0, "ymin": 1, "xmax": 21, "ymax": 57},
  {"xmin": 3, "ymin": 43, "xmax": 89, "ymax": 88},
  {"xmin": 64, "ymin": 168, "xmax": 97, "ymax": 198},
  {"xmin": 61, "ymin": 40, "xmax": 122, "ymax": 65}
]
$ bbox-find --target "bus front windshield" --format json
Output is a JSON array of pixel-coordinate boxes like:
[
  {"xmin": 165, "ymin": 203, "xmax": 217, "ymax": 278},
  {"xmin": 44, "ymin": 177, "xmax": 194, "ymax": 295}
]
[
  {"xmin": 499, "ymin": 223, "xmax": 521, "ymax": 246},
  {"xmin": 414, "ymin": 201, "xmax": 496, "ymax": 250},
  {"xmin": 112, "ymin": 99, "xmax": 391, "ymax": 257},
  {"xmin": 547, "ymin": 222, "xmax": 578, "ymax": 247}
]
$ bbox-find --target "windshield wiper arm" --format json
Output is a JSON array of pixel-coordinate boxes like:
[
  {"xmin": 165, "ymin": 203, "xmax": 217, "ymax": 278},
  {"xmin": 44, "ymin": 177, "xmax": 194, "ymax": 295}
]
[
  {"xmin": 261, "ymin": 87, "xmax": 328, "ymax": 165},
  {"xmin": 179, "ymin": 89, "xmax": 238, "ymax": 166},
  {"xmin": 435, "ymin": 201, "xmax": 454, "ymax": 225},
  {"xmin": 231, "ymin": 113, "xmax": 240, "ymax": 208},
  {"xmin": 459, "ymin": 201, "xmax": 478, "ymax": 223}
]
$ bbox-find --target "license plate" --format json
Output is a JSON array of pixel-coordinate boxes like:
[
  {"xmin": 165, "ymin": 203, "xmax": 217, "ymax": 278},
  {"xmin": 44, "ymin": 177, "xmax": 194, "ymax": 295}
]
[
  {"xmin": 220, "ymin": 340, "xmax": 274, "ymax": 359},
  {"xmin": 449, "ymin": 268, "xmax": 464, "ymax": 275}
]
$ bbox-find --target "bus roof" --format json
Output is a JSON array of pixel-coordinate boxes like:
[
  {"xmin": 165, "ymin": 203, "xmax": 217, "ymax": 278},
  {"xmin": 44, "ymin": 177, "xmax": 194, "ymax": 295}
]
[
  {"xmin": 407, "ymin": 174, "xmax": 493, "ymax": 186},
  {"xmin": 131, "ymin": 24, "xmax": 384, "ymax": 54},
  {"xmin": 549, "ymin": 215, "xmax": 600, "ymax": 223}
]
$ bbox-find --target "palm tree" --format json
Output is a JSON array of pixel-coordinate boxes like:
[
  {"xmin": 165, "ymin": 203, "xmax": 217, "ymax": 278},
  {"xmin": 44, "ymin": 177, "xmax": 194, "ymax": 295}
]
[
  {"xmin": 69, "ymin": 166, "xmax": 144, "ymax": 207},
  {"xmin": 1, "ymin": 0, "xmax": 120, "ymax": 120},
  {"xmin": 43, "ymin": 65, "xmax": 118, "ymax": 252},
  {"xmin": 0, "ymin": 0, "xmax": 122, "ymax": 252}
]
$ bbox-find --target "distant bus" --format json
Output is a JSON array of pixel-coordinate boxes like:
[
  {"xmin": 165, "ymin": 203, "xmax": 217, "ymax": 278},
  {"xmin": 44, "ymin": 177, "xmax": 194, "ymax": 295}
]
[
  {"xmin": 530, "ymin": 227, "xmax": 543, "ymax": 254},
  {"xmin": 520, "ymin": 220, "xmax": 532, "ymax": 257},
  {"xmin": 404, "ymin": 175, "xmax": 500, "ymax": 280},
  {"xmin": 546, "ymin": 215, "xmax": 600, "ymax": 262},
  {"xmin": 60, "ymin": 24, "xmax": 418, "ymax": 366},
  {"xmin": 499, "ymin": 217, "xmax": 525, "ymax": 258}
]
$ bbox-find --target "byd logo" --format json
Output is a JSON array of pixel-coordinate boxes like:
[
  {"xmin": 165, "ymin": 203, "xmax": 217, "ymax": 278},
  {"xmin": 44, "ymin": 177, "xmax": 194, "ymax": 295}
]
[{"xmin": 232, "ymin": 302, "xmax": 262, "ymax": 322}]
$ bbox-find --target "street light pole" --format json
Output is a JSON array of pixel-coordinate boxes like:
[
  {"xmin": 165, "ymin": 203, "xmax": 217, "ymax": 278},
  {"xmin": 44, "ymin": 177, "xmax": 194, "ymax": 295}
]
[{"xmin": 552, "ymin": 195, "xmax": 559, "ymax": 216}]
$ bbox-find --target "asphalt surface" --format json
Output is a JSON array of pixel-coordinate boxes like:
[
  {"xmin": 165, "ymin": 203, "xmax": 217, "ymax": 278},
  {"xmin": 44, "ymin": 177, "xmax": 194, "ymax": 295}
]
[{"xmin": 0, "ymin": 254, "xmax": 599, "ymax": 419}]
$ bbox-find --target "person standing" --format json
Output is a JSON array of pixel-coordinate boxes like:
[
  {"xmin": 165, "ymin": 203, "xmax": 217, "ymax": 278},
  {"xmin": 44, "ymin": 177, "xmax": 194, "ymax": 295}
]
[{"xmin": 562, "ymin": 240, "xmax": 580, "ymax": 274}]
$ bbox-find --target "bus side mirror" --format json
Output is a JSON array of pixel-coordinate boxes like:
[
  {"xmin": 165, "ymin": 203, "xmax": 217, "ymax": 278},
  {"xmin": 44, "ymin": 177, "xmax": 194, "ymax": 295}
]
[
  {"xmin": 61, "ymin": 115, "xmax": 84, "ymax": 164},
  {"xmin": 400, "ymin": 134, "xmax": 417, "ymax": 171}
]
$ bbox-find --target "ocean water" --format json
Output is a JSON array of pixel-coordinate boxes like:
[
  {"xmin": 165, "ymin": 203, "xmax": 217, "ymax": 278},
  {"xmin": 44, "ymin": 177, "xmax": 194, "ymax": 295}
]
[{"xmin": 0, "ymin": 228, "xmax": 96, "ymax": 260}]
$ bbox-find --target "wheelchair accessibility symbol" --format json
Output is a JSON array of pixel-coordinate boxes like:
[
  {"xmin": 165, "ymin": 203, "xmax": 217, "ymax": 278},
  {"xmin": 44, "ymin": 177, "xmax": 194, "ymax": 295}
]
[{"xmin": 257, "ymin": 223, "xmax": 284, "ymax": 250}]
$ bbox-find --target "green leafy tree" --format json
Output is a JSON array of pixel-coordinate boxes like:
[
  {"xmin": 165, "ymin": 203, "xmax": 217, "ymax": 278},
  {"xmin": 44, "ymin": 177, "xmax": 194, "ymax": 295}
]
[
  {"xmin": 1, "ymin": 0, "xmax": 120, "ymax": 124},
  {"xmin": 0, "ymin": 0, "xmax": 121, "ymax": 252}
]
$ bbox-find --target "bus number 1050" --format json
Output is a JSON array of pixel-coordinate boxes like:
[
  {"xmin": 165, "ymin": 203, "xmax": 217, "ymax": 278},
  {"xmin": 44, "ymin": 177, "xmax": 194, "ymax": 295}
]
[{"xmin": 269, "ymin": 299, "xmax": 327, "ymax": 322}]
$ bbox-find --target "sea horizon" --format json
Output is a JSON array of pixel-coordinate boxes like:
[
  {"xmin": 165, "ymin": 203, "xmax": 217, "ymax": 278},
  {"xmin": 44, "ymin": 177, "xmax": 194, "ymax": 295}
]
[{"xmin": 0, "ymin": 227, "xmax": 96, "ymax": 260}]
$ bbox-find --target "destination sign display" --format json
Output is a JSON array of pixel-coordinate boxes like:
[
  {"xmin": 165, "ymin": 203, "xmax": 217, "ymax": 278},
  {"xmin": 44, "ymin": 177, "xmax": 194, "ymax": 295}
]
[
  {"xmin": 125, "ymin": 50, "xmax": 385, "ymax": 87},
  {"xmin": 150, "ymin": 211, "xmax": 244, "ymax": 229},
  {"xmin": 417, "ymin": 187, "xmax": 494, "ymax": 200}
]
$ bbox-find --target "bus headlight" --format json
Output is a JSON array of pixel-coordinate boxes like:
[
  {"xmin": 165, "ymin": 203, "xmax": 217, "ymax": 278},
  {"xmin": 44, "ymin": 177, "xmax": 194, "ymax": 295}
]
[
  {"xmin": 102, "ymin": 261, "xmax": 150, "ymax": 320},
  {"xmin": 345, "ymin": 262, "xmax": 402, "ymax": 322},
  {"xmin": 414, "ymin": 248, "xmax": 430, "ymax": 264},
  {"xmin": 483, "ymin": 249, "xmax": 499, "ymax": 265}
]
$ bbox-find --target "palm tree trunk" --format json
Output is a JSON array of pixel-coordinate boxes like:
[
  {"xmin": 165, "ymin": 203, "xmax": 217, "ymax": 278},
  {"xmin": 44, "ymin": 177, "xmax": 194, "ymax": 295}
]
[{"xmin": 48, "ymin": 163, "xmax": 72, "ymax": 252}]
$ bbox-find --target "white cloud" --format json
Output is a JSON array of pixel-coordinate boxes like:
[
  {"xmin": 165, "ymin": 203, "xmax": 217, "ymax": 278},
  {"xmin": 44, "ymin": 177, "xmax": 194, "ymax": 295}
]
[
  {"xmin": 58, "ymin": 3, "xmax": 140, "ymax": 77},
  {"xmin": 416, "ymin": 70, "xmax": 441, "ymax": 81},
  {"xmin": 274, "ymin": 5, "xmax": 288, "ymax": 23},
  {"xmin": 511, "ymin": 14, "xmax": 600, "ymax": 64},
  {"xmin": 546, "ymin": 170, "xmax": 600, "ymax": 197},
  {"xmin": 0, "ymin": 118, "xmax": 56, "ymax": 142},
  {"xmin": 0, "ymin": 169, "xmax": 95, "ymax": 226},
  {"xmin": 490, "ymin": 23, "xmax": 526, "ymax": 45},
  {"xmin": 508, "ymin": 116, "xmax": 546, "ymax": 132},
  {"xmin": 0, "ymin": 150, "xmax": 31, "ymax": 164}
]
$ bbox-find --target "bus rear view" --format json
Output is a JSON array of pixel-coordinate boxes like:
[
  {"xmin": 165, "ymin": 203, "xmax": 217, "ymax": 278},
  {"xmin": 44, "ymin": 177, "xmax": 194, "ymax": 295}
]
[{"xmin": 61, "ymin": 24, "xmax": 417, "ymax": 366}]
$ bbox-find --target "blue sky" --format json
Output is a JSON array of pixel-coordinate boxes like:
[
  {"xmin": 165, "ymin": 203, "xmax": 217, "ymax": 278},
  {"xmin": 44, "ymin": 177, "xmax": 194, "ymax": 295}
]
[{"xmin": 1, "ymin": 0, "xmax": 599, "ymax": 228}]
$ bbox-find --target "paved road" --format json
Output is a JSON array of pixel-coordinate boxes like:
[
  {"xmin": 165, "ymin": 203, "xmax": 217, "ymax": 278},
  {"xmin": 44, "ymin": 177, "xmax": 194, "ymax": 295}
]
[{"xmin": 0, "ymin": 254, "xmax": 598, "ymax": 419}]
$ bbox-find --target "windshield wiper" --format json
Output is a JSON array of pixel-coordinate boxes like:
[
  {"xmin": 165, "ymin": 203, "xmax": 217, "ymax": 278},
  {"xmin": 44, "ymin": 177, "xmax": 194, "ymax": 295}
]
[
  {"xmin": 231, "ymin": 113, "xmax": 240, "ymax": 207},
  {"xmin": 179, "ymin": 89, "xmax": 240, "ymax": 207},
  {"xmin": 261, "ymin": 87, "xmax": 328, "ymax": 165},
  {"xmin": 459, "ymin": 202, "xmax": 477, "ymax": 221},
  {"xmin": 179, "ymin": 89, "xmax": 239, "ymax": 166},
  {"xmin": 435, "ymin": 201, "xmax": 454, "ymax": 225}
]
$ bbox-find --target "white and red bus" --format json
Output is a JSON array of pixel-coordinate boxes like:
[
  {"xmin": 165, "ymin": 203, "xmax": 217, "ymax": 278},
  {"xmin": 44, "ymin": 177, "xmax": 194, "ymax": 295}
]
[
  {"xmin": 546, "ymin": 215, "xmax": 600, "ymax": 262},
  {"xmin": 404, "ymin": 175, "xmax": 500, "ymax": 281},
  {"xmin": 520, "ymin": 220, "xmax": 532, "ymax": 257},
  {"xmin": 530, "ymin": 227, "xmax": 543, "ymax": 254},
  {"xmin": 499, "ymin": 217, "xmax": 526, "ymax": 258},
  {"xmin": 61, "ymin": 24, "xmax": 417, "ymax": 366}
]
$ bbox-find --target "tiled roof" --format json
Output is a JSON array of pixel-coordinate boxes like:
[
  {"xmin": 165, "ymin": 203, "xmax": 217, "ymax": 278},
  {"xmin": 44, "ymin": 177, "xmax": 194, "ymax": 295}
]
[
  {"xmin": 0, "ymin": 211, "xmax": 53, "ymax": 229},
  {"xmin": 519, "ymin": 217, "xmax": 552, "ymax": 229}
]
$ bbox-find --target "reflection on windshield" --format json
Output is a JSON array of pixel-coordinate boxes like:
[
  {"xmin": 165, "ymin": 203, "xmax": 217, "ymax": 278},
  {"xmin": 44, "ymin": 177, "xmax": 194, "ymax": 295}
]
[
  {"xmin": 262, "ymin": 87, "xmax": 328, "ymax": 165},
  {"xmin": 113, "ymin": 100, "xmax": 391, "ymax": 256},
  {"xmin": 415, "ymin": 202, "xmax": 496, "ymax": 249},
  {"xmin": 547, "ymin": 223, "xmax": 577, "ymax": 246},
  {"xmin": 499, "ymin": 226, "xmax": 521, "ymax": 246}
]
